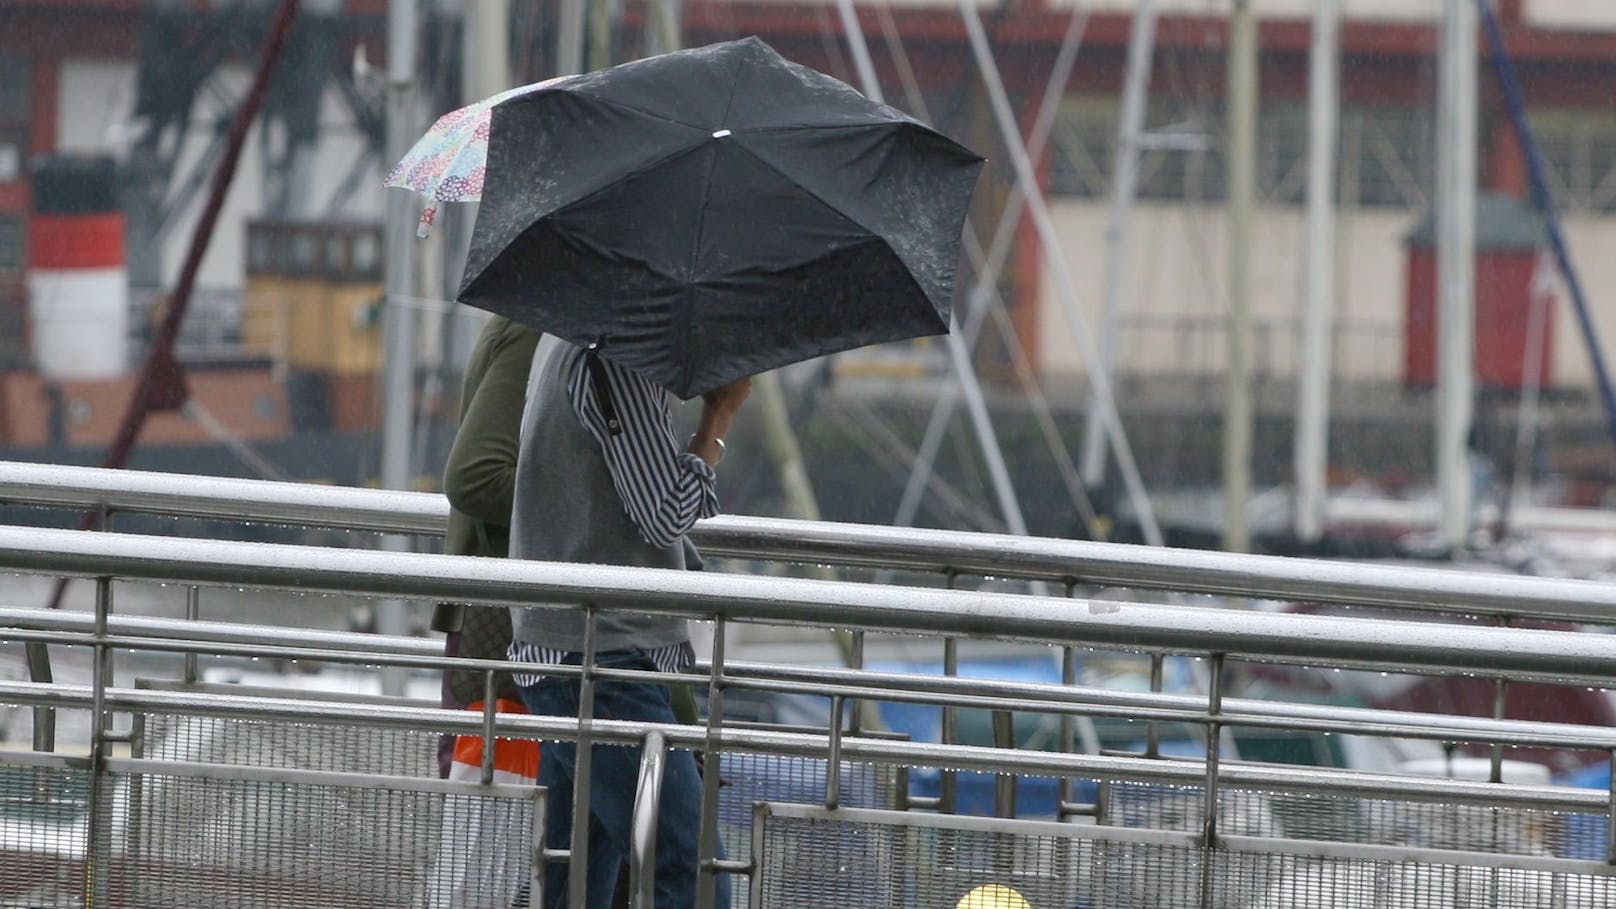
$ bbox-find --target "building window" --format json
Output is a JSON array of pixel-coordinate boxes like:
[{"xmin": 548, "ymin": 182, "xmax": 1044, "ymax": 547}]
[
  {"xmin": 1530, "ymin": 110, "xmax": 1616, "ymax": 214},
  {"xmin": 1051, "ymin": 96, "xmax": 1446, "ymax": 211},
  {"xmin": 1047, "ymin": 95, "xmax": 1224, "ymax": 204},
  {"xmin": 1340, "ymin": 105, "xmax": 1438, "ymax": 210}
]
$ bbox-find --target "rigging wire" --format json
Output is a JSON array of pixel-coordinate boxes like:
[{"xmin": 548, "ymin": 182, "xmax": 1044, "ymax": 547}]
[
  {"xmin": 878, "ymin": 6, "xmax": 1105, "ymax": 538},
  {"xmin": 956, "ymin": 0, "xmax": 1165, "ymax": 545},
  {"xmin": 1479, "ymin": 0, "xmax": 1616, "ymax": 451},
  {"xmin": 831, "ymin": 395, "xmax": 1007, "ymax": 532}
]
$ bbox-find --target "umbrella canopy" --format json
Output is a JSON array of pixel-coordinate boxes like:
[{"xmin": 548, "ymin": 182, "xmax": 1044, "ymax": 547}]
[
  {"xmin": 385, "ymin": 75, "xmax": 572, "ymax": 237},
  {"xmin": 459, "ymin": 36, "xmax": 984, "ymax": 399}
]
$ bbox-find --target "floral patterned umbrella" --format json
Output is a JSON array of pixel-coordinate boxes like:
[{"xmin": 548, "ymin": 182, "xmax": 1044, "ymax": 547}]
[{"xmin": 385, "ymin": 75, "xmax": 572, "ymax": 238}]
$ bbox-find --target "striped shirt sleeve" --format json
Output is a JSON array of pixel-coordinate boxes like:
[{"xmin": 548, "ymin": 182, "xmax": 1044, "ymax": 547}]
[{"xmin": 568, "ymin": 352, "xmax": 719, "ymax": 549}]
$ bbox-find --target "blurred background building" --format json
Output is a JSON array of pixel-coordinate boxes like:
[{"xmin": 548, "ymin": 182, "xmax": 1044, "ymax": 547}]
[{"xmin": 0, "ymin": 0, "xmax": 1613, "ymax": 545}]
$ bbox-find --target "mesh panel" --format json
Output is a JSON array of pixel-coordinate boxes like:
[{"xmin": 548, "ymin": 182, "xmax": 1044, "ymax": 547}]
[
  {"xmin": 757, "ymin": 812, "xmax": 1207, "ymax": 908},
  {"xmin": 1222, "ymin": 851, "xmax": 1616, "ymax": 909},
  {"xmin": 103, "ymin": 770, "xmax": 536, "ymax": 909},
  {"xmin": 715, "ymin": 750, "xmax": 900, "ymax": 906},
  {"xmin": 1108, "ymin": 782, "xmax": 1609, "ymax": 859},
  {"xmin": 716, "ymin": 750, "xmax": 896, "ymax": 845},
  {"xmin": 138, "ymin": 714, "xmax": 438, "ymax": 778},
  {"xmin": 757, "ymin": 809, "xmax": 1616, "ymax": 909},
  {"xmin": 0, "ymin": 763, "xmax": 89, "ymax": 908}
]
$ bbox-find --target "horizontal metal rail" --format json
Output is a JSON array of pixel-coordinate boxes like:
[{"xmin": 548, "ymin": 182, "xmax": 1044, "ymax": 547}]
[
  {"xmin": 710, "ymin": 660, "xmax": 1616, "ymax": 753},
  {"xmin": 5, "ymin": 604, "xmax": 1612, "ymax": 756},
  {"xmin": 4, "ymin": 459, "xmax": 1616, "ymax": 623},
  {"xmin": 760, "ymin": 802, "xmax": 1616, "ymax": 881},
  {"xmin": 1, "ymin": 680, "xmax": 1606, "ymax": 817},
  {"xmin": 4, "ymin": 524, "xmax": 1616, "ymax": 684},
  {"xmin": 0, "ymin": 460, "xmax": 446, "ymax": 535}
]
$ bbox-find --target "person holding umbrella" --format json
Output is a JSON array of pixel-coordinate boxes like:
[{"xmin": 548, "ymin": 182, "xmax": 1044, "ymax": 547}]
[
  {"xmin": 507, "ymin": 336, "xmax": 747, "ymax": 909},
  {"xmin": 453, "ymin": 36, "xmax": 980, "ymax": 908}
]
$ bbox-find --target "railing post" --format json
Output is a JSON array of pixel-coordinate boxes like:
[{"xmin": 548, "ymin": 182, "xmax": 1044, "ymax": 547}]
[
  {"xmin": 630, "ymin": 730, "xmax": 667, "ymax": 909},
  {"xmin": 1490, "ymin": 615, "xmax": 1512, "ymax": 784},
  {"xmin": 182, "ymin": 585, "xmax": 201, "ymax": 684},
  {"xmin": 1058, "ymin": 578, "xmax": 1082, "ymax": 820},
  {"xmin": 941, "ymin": 568, "xmax": 960, "ymax": 814},
  {"xmin": 531, "ymin": 786, "xmax": 550, "ymax": 909},
  {"xmin": 696, "ymin": 616, "xmax": 727, "ymax": 909},
  {"xmin": 1198, "ymin": 653, "xmax": 1226, "ymax": 909},
  {"xmin": 480, "ymin": 670, "xmax": 498, "ymax": 786},
  {"xmin": 847, "ymin": 630, "xmax": 865, "ymax": 735},
  {"xmin": 826, "ymin": 695, "xmax": 845, "ymax": 810},
  {"xmin": 26, "ymin": 640, "xmax": 54, "ymax": 753},
  {"xmin": 1058, "ymin": 641, "xmax": 1081, "ymax": 819},
  {"xmin": 567, "ymin": 608, "xmax": 599, "ymax": 909},
  {"xmin": 85, "ymin": 576, "xmax": 114, "ymax": 909},
  {"xmin": 991, "ymin": 709, "xmax": 1018, "ymax": 820},
  {"xmin": 1147, "ymin": 652, "xmax": 1165, "ymax": 758}
]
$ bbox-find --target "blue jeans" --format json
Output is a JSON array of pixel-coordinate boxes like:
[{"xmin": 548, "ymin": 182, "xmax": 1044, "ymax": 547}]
[{"xmin": 518, "ymin": 650, "xmax": 730, "ymax": 909}]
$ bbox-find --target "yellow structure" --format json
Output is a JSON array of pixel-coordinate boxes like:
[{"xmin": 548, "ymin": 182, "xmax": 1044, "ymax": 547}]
[
  {"xmin": 241, "ymin": 221, "xmax": 383, "ymax": 374},
  {"xmin": 955, "ymin": 883, "xmax": 1033, "ymax": 909}
]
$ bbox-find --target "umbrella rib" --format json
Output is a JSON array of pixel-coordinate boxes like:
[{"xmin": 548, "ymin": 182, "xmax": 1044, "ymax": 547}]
[{"xmin": 677, "ymin": 147, "xmax": 725, "ymax": 395}]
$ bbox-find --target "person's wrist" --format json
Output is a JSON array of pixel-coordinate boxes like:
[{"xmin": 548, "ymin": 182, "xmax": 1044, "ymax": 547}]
[{"xmin": 690, "ymin": 433, "xmax": 725, "ymax": 465}]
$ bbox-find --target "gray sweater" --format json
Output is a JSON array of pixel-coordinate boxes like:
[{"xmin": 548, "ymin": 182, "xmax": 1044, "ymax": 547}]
[{"xmin": 508, "ymin": 335, "xmax": 691, "ymax": 653}]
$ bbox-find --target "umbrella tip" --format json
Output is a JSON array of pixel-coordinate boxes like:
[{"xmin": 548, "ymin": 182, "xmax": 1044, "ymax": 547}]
[{"xmin": 712, "ymin": 129, "xmax": 732, "ymax": 139}]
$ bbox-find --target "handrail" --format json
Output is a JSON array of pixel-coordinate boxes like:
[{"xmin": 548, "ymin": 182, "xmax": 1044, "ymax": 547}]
[
  {"xmin": 0, "ymin": 460, "xmax": 446, "ymax": 535},
  {"xmin": 4, "ymin": 604, "xmax": 1612, "ymax": 754},
  {"xmin": 3, "ymin": 459, "xmax": 1616, "ymax": 623},
  {"xmin": 4, "ymin": 524, "xmax": 1616, "ymax": 685},
  {"xmin": 0, "ymin": 681, "xmax": 1606, "ymax": 816}
]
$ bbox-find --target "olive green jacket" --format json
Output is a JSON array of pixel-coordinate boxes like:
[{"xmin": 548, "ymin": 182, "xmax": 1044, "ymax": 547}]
[{"xmin": 433, "ymin": 315, "xmax": 541, "ymax": 632}]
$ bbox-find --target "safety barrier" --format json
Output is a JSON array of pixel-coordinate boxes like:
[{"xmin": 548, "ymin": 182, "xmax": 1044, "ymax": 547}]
[{"xmin": 4, "ymin": 461, "xmax": 1616, "ymax": 907}]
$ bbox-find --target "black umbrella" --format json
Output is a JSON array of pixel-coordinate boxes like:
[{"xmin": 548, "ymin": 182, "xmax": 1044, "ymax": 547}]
[{"xmin": 458, "ymin": 36, "xmax": 984, "ymax": 399}]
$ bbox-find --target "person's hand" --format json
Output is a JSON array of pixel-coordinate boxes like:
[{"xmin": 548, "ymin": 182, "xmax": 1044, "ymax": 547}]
[
  {"xmin": 691, "ymin": 377, "xmax": 750, "ymax": 467},
  {"xmin": 701, "ymin": 377, "xmax": 751, "ymax": 418}
]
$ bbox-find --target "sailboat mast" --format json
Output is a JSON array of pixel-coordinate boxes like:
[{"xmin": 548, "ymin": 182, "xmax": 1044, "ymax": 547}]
[
  {"xmin": 378, "ymin": 0, "xmax": 420, "ymax": 694},
  {"xmin": 1437, "ymin": 0, "xmax": 1478, "ymax": 550},
  {"xmin": 1295, "ymin": 0, "xmax": 1340, "ymax": 544},
  {"xmin": 1080, "ymin": 0, "xmax": 1157, "ymax": 489},
  {"xmin": 1222, "ymin": 0, "xmax": 1257, "ymax": 553}
]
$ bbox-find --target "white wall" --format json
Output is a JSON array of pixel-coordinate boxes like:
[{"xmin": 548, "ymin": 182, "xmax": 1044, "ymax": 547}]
[
  {"xmin": 1036, "ymin": 199, "xmax": 1615, "ymax": 391},
  {"xmin": 55, "ymin": 59, "xmax": 137, "ymax": 153},
  {"xmin": 1553, "ymin": 216, "xmax": 1616, "ymax": 387},
  {"xmin": 1526, "ymin": 0, "xmax": 1616, "ymax": 31}
]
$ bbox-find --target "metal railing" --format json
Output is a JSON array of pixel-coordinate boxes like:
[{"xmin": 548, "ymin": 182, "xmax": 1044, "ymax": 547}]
[
  {"xmin": 5, "ymin": 459, "xmax": 1616, "ymax": 623},
  {"xmin": 6, "ymin": 462, "xmax": 1616, "ymax": 907}
]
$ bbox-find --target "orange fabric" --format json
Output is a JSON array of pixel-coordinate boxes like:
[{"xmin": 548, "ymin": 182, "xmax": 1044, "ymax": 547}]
[{"xmin": 453, "ymin": 698, "xmax": 540, "ymax": 778}]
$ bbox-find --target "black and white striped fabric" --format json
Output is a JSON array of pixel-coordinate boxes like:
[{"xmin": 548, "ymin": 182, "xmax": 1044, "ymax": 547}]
[
  {"xmin": 568, "ymin": 350, "xmax": 718, "ymax": 549},
  {"xmin": 508, "ymin": 352, "xmax": 713, "ymax": 687},
  {"xmin": 509, "ymin": 640, "xmax": 695, "ymax": 687}
]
